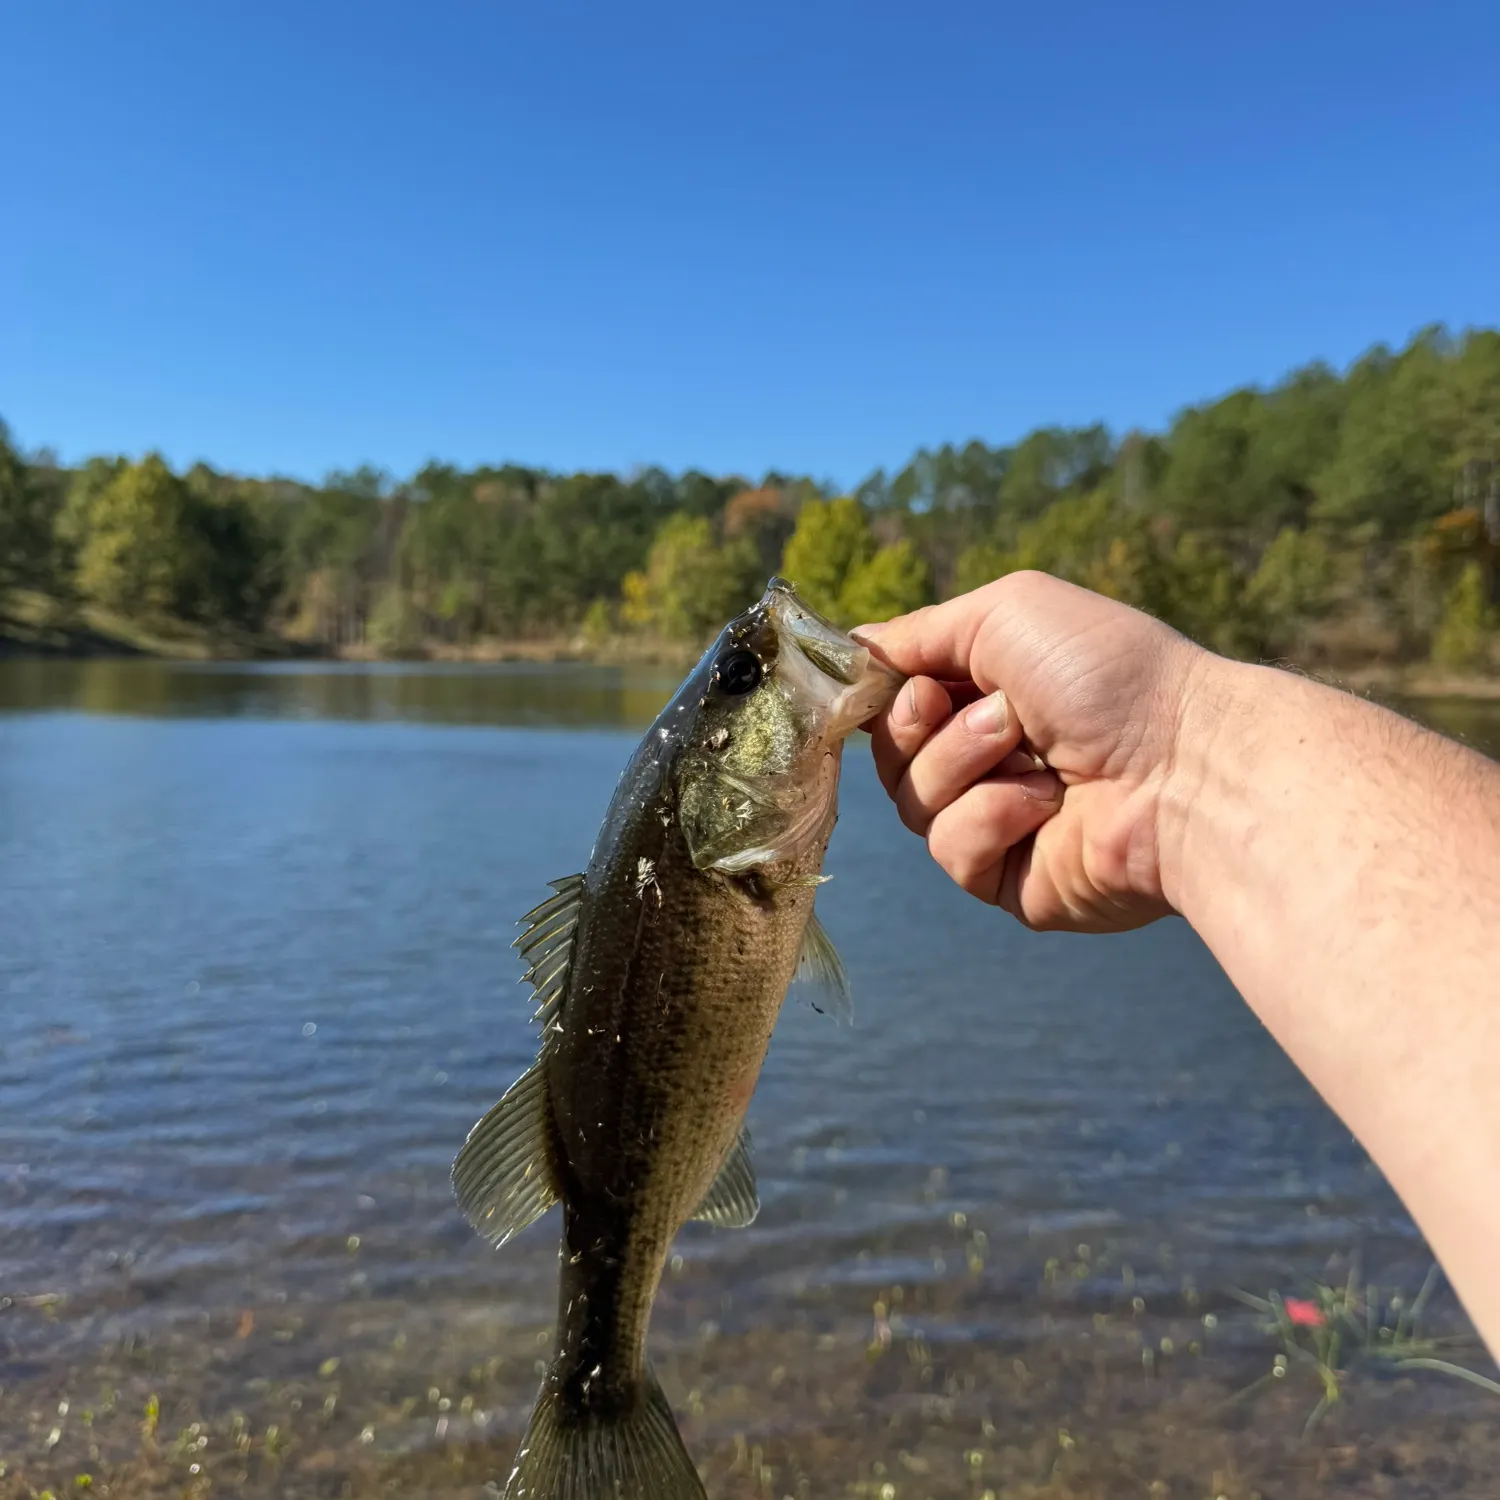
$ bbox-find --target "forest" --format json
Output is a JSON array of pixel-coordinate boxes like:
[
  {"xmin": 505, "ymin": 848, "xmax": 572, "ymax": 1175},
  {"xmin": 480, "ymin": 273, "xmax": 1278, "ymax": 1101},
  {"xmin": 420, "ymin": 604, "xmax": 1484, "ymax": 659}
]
[{"xmin": 2, "ymin": 325, "xmax": 1498, "ymax": 673}]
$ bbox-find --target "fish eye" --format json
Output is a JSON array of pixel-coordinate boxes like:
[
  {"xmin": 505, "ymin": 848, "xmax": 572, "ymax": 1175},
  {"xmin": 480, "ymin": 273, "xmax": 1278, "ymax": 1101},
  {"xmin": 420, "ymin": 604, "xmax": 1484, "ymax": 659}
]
[{"xmin": 713, "ymin": 648, "xmax": 762, "ymax": 697}]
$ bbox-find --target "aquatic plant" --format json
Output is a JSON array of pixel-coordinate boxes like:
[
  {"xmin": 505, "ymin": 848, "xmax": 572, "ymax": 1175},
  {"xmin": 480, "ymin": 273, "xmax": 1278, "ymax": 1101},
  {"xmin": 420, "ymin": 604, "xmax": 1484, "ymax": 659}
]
[{"xmin": 1227, "ymin": 1260, "xmax": 1500, "ymax": 1436}]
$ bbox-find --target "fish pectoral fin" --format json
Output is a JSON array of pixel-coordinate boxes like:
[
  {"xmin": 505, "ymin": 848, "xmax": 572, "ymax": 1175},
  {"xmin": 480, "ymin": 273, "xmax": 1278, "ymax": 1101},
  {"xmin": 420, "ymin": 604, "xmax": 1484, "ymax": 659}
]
[
  {"xmin": 516, "ymin": 874, "xmax": 585, "ymax": 1034},
  {"xmin": 692, "ymin": 1125, "xmax": 759, "ymax": 1228},
  {"xmin": 505, "ymin": 1361, "xmax": 706, "ymax": 1500},
  {"xmin": 794, "ymin": 909, "xmax": 853, "ymax": 1025},
  {"xmin": 451, "ymin": 1062, "xmax": 560, "ymax": 1248}
]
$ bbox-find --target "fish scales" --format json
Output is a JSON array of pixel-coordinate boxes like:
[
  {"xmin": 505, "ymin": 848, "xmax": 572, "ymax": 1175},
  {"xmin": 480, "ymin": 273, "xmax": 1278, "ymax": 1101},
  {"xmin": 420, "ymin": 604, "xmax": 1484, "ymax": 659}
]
[{"xmin": 550, "ymin": 791, "xmax": 829, "ymax": 1413}]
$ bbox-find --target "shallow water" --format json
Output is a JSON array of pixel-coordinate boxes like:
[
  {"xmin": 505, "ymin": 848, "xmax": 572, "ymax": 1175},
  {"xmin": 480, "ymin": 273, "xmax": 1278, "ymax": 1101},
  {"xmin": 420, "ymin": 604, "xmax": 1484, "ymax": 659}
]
[{"xmin": 2, "ymin": 660, "xmax": 1497, "ymax": 1499}]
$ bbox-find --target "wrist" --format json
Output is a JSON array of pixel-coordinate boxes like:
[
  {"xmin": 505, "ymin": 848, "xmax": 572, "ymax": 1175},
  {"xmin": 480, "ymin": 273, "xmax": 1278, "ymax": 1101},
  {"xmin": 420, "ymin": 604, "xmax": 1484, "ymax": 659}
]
[{"xmin": 1153, "ymin": 648, "xmax": 1266, "ymax": 921}]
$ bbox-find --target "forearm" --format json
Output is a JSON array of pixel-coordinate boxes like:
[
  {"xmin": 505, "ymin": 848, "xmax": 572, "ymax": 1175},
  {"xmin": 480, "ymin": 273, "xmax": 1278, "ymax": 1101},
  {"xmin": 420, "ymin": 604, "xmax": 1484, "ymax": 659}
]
[{"xmin": 1161, "ymin": 657, "xmax": 1500, "ymax": 1349}]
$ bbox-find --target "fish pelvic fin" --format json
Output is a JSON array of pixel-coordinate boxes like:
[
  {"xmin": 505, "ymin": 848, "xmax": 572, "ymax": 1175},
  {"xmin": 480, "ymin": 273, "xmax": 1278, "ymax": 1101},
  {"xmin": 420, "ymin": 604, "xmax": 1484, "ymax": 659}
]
[
  {"xmin": 794, "ymin": 908, "xmax": 853, "ymax": 1024},
  {"xmin": 691, "ymin": 1124, "xmax": 759, "ymax": 1228},
  {"xmin": 503, "ymin": 1362, "xmax": 706, "ymax": 1500},
  {"xmin": 452, "ymin": 1062, "xmax": 559, "ymax": 1248}
]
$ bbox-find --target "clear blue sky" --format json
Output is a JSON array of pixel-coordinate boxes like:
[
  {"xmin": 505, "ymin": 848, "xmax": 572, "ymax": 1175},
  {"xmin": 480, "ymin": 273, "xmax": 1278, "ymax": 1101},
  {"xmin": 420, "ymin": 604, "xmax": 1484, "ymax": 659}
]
[{"xmin": 3, "ymin": 2, "xmax": 1496, "ymax": 489}]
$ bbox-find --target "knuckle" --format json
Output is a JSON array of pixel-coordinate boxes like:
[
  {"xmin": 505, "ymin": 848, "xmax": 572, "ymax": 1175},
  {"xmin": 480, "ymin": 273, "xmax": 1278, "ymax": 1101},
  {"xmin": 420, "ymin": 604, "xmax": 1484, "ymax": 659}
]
[
  {"xmin": 926, "ymin": 818, "xmax": 983, "ymax": 890},
  {"xmin": 894, "ymin": 782, "xmax": 932, "ymax": 837},
  {"xmin": 992, "ymin": 568, "xmax": 1049, "ymax": 605}
]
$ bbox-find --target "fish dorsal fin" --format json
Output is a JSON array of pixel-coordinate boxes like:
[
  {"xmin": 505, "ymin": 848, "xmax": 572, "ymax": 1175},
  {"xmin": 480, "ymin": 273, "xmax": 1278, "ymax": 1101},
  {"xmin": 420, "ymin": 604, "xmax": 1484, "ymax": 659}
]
[
  {"xmin": 452, "ymin": 1061, "xmax": 560, "ymax": 1247},
  {"xmin": 795, "ymin": 909, "xmax": 853, "ymax": 1024},
  {"xmin": 692, "ymin": 1125, "xmax": 759, "ymax": 1228},
  {"xmin": 515, "ymin": 874, "xmax": 584, "ymax": 1034}
]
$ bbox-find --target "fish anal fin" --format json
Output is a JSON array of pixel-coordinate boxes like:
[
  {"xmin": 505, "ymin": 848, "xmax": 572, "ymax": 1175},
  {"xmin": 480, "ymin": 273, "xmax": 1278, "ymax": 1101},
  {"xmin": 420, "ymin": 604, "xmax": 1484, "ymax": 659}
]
[
  {"xmin": 452, "ymin": 1062, "xmax": 559, "ymax": 1248},
  {"xmin": 691, "ymin": 1125, "xmax": 759, "ymax": 1228},
  {"xmin": 794, "ymin": 908, "xmax": 853, "ymax": 1024},
  {"xmin": 503, "ymin": 1362, "xmax": 706, "ymax": 1500}
]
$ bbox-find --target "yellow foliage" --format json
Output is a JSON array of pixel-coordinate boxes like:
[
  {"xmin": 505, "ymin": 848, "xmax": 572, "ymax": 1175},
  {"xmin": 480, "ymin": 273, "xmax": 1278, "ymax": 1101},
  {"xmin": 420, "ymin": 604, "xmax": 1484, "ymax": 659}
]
[{"xmin": 619, "ymin": 570, "xmax": 653, "ymax": 630}]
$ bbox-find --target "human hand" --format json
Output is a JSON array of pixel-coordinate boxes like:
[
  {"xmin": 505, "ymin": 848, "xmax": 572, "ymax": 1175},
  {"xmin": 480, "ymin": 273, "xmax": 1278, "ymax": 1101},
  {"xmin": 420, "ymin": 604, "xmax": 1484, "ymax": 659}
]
[{"xmin": 855, "ymin": 570, "xmax": 1215, "ymax": 932}]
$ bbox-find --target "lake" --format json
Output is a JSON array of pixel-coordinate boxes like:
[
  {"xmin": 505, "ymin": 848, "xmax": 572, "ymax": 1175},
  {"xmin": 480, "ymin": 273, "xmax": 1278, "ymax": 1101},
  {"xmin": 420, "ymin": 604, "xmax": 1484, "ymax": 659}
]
[{"xmin": 2, "ymin": 660, "xmax": 1498, "ymax": 1499}]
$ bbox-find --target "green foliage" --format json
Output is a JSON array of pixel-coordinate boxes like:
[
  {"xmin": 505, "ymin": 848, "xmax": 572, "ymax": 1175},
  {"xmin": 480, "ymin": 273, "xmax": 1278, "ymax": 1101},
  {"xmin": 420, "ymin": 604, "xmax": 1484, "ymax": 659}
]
[
  {"xmin": 953, "ymin": 542, "xmax": 1011, "ymax": 596},
  {"xmin": 1160, "ymin": 367, "xmax": 1346, "ymax": 536},
  {"xmin": 1314, "ymin": 330, "xmax": 1500, "ymax": 534},
  {"xmin": 73, "ymin": 455, "xmax": 210, "ymax": 618},
  {"xmin": 1244, "ymin": 527, "xmax": 1337, "ymax": 656},
  {"xmin": 839, "ymin": 540, "xmax": 933, "ymax": 624},
  {"xmin": 579, "ymin": 597, "xmax": 614, "ymax": 648},
  {"xmin": 621, "ymin": 513, "xmax": 760, "ymax": 642},
  {"xmin": 0, "ymin": 423, "xmax": 63, "ymax": 591},
  {"xmin": 950, "ymin": 492, "xmax": 1130, "ymax": 599},
  {"xmin": 1006, "ymin": 490, "xmax": 1119, "ymax": 578},
  {"xmin": 0, "ymin": 421, "xmax": 33, "ymax": 585},
  {"xmin": 1001, "ymin": 425, "xmax": 1115, "ymax": 522},
  {"xmin": 60, "ymin": 454, "xmax": 276, "ymax": 628},
  {"xmin": 4, "ymin": 324, "xmax": 1499, "ymax": 668},
  {"xmin": 1139, "ymin": 531, "xmax": 1245, "ymax": 654},
  {"xmin": 53, "ymin": 457, "xmax": 125, "ymax": 584},
  {"xmin": 1432, "ymin": 563, "xmax": 1495, "ymax": 672},
  {"xmin": 366, "ymin": 586, "xmax": 423, "ymax": 656},
  {"xmin": 779, "ymin": 497, "xmax": 875, "ymax": 623},
  {"xmin": 777, "ymin": 498, "xmax": 933, "ymax": 625}
]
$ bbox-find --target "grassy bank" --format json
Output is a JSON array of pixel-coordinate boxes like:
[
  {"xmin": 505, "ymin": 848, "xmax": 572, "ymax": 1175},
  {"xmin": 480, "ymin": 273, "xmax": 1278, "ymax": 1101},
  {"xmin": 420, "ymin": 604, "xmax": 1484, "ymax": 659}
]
[
  {"xmin": 0, "ymin": 590, "xmax": 698, "ymax": 670},
  {"xmin": 335, "ymin": 632, "xmax": 699, "ymax": 670},
  {"xmin": 0, "ymin": 588, "xmax": 291, "ymax": 662}
]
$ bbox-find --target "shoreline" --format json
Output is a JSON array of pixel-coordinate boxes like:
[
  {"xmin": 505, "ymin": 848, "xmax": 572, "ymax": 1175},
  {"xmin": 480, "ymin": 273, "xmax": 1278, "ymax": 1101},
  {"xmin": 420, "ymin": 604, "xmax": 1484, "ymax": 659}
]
[
  {"xmin": 6, "ymin": 637, "xmax": 1498, "ymax": 701},
  {"xmin": 3, "ymin": 594, "xmax": 1497, "ymax": 700}
]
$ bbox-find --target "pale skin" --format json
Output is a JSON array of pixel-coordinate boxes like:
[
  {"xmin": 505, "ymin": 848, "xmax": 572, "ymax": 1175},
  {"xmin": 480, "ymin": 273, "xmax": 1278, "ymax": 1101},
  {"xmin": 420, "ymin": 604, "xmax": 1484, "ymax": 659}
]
[{"xmin": 855, "ymin": 570, "xmax": 1500, "ymax": 1356}]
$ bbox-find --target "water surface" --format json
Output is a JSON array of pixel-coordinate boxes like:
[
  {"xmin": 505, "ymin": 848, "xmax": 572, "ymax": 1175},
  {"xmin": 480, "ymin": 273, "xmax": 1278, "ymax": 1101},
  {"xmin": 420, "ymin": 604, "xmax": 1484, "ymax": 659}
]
[{"xmin": 2, "ymin": 660, "xmax": 1497, "ymax": 1499}]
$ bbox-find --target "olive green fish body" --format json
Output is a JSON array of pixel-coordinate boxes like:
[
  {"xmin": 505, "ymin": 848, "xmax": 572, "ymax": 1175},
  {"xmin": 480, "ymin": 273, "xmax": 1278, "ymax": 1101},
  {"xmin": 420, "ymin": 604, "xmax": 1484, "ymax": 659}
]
[
  {"xmin": 453, "ymin": 578, "xmax": 901, "ymax": 1500},
  {"xmin": 548, "ymin": 789, "xmax": 834, "ymax": 1415}
]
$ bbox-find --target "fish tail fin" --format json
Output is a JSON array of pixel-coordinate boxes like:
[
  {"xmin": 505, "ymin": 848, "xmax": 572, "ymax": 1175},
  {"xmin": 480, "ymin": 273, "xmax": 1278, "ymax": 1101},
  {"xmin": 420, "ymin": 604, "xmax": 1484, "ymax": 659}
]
[{"xmin": 503, "ymin": 1362, "xmax": 705, "ymax": 1500}]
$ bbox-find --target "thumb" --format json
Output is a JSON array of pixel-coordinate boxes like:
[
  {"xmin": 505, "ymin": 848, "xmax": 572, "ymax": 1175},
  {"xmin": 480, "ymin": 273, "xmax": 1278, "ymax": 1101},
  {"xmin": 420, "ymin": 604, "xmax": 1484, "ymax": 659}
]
[{"xmin": 852, "ymin": 576, "xmax": 1021, "ymax": 687}]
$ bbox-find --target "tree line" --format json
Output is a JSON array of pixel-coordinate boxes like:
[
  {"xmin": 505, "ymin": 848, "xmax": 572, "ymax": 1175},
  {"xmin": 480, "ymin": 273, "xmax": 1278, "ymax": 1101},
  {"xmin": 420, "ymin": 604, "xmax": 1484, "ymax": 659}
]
[{"xmin": 2, "ymin": 324, "xmax": 1497, "ymax": 670}]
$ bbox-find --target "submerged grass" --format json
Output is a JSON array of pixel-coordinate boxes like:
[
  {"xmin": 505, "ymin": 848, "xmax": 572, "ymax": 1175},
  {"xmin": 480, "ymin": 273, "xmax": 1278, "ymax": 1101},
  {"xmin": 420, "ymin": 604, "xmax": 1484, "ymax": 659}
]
[
  {"xmin": 1224, "ymin": 1260, "xmax": 1500, "ymax": 1437},
  {"xmin": 4, "ymin": 1251, "xmax": 1499, "ymax": 1500}
]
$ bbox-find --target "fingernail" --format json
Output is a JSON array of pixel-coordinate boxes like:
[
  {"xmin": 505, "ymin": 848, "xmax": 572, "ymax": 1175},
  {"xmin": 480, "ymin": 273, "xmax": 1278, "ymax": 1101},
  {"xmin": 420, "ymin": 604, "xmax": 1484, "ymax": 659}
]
[
  {"xmin": 964, "ymin": 690, "xmax": 1009, "ymax": 737},
  {"xmin": 1021, "ymin": 771, "xmax": 1063, "ymax": 803},
  {"xmin": 893, "ymin": 680, "xmax": 920, "ymax": 726},
  {"xmin": 851, "ymin": 622, "xmax": 886, "ymax": 642}
]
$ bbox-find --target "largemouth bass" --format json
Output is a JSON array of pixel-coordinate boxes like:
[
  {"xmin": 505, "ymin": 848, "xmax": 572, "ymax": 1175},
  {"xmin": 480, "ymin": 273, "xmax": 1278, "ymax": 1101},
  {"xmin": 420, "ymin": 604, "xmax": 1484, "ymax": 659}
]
[{"xmin": 453, "ymin": 577, "xmax": 902, "ymax": 1500}]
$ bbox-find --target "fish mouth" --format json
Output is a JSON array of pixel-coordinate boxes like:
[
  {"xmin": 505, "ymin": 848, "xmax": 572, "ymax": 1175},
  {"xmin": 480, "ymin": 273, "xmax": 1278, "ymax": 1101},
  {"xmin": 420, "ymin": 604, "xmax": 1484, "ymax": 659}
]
[{"xmin": 761, "ymin": 576, "xmax": 904, "ymax": 730}]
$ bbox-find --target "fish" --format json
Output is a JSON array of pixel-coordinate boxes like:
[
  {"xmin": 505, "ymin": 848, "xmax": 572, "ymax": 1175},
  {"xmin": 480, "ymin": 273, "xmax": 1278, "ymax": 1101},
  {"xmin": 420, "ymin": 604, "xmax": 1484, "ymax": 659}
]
[{"xmin": 452, "ymin": 576, "xmax": 904, "ymax": 1500}]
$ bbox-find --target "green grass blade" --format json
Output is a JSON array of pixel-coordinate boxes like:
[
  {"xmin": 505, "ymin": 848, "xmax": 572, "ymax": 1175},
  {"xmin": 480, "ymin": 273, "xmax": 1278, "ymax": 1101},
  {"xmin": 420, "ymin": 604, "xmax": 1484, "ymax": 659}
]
[
  {"xmin": 1394, "ymin": 1358, "xmax": 1500, "ymax": 1398},
  {"xmin": 1400, "ymin": 1263, "xmax": 1442, "ymax": 1341},
  {"xmin": 1302, "ymin": 1391, "xmax": 1335, "ymax": 1440}
]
